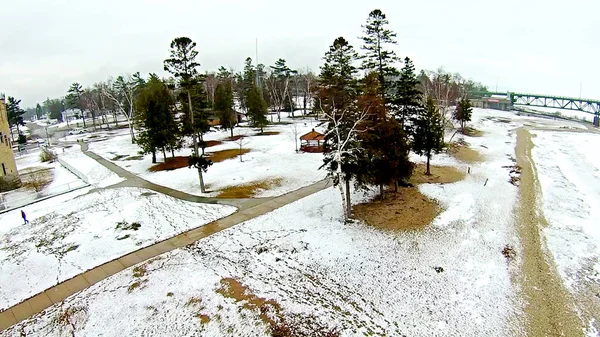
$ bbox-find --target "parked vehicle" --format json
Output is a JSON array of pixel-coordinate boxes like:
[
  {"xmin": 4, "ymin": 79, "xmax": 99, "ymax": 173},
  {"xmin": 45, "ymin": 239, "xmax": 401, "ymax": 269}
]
[{"xmin": 68, "ymin": 128, "xmax": 88, "ymax": 135}]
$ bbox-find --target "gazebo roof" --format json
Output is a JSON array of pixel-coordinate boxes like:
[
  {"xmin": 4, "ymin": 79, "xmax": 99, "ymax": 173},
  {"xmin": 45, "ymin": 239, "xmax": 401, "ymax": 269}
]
[{"xmin": 300, "ymin": 129, "xmax": 325, "ymax": 141}]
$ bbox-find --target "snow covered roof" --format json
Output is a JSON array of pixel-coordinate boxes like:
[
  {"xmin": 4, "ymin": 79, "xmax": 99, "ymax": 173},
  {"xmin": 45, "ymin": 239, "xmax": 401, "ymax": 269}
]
[{"xmin": 300, "ymin": 129, "xmax": 324, "ymax": 141}]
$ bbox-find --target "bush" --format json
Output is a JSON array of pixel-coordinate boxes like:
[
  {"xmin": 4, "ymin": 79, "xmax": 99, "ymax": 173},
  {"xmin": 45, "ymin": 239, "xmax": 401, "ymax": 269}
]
[{"xmin": 40, "ymin": 148, "xmax": 56, "ymax": 162}]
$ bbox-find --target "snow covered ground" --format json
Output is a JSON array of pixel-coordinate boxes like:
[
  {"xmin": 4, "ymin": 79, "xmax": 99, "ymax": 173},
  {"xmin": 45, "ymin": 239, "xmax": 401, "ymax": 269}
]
[
  {"xmin": 89, "ymin": 118, "xmax": 327, "ymax": 197},
  {"xmin": 57, "ymin": 148, "xmax": 124, "ymax": 188},
  {"xmin": 4, "ymin": 109, "xmax": 526, "ymax": 336},
  {"xmin": 0, "ymin": 187, "xmax": 236, "ymax": 311},
  {"xmin": 530, "ymin": 130, "xmax": 600, "ymax": 332}
]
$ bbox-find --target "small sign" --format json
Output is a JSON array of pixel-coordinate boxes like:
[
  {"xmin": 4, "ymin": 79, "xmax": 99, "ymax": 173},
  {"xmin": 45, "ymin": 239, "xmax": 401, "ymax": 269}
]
[{"xmin": 488, "ymin": 99, "xmax": 500, "ymax": 103}]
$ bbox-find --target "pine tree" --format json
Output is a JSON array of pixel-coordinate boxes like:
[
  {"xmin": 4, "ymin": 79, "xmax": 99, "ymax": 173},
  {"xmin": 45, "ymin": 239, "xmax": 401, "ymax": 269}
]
[
  {"xmin": 412, "ymin": 97, "xmax": 445, "ymax": 175},
  {"xmin": 164, "ymin": 36, "xmax": 208, "ymax": 192},
  {"xmin": 66, "ymin": 83, "xmax": 84, "ymax": 127},
  {"xmin": 135, "ymin": 74, "xmax": 180, "ymax": 163},
  {"xmin": 317, "ymin": 37, "xmax": 365, "ymax": 220},
  {"xmin": 357, "ymin": 73, "xmax": 412, "ymax": 199},
  {"xmin": 214, "ymin": 82, "xmax": 236, "ymax": 137},
  {"xmin": 454, "ymin": 98, "xmax": 473, "ymax": 133},
  {"xmin": 35, "ymin": 104, "xmax": 43, "ymax": 119},
  {"xmin": 247, "ymin": 84, "xmax": 268, "ymax": 133},
  {"xmin": 6, "ymin": 97, "xmax": 25, "ymax": 142},
  {"xmin": 360, "ymin": 9, "xmax": 400, "ymax": 100},
  {"xmin": 392, "ymin": 57, "xmax": 423, "ymax": 129}
]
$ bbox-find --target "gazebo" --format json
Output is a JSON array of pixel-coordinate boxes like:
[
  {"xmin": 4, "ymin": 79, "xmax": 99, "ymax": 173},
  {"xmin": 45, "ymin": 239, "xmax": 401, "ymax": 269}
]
[{"xmin": 300, "ymin": 129, "xmax": 325, "ymax": 153}]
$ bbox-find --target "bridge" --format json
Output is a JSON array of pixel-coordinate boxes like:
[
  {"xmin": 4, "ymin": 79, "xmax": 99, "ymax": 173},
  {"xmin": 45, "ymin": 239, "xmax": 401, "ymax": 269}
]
[{"xmin": 474, "ymin": 91, "xmax": 600, "ymax": 116}]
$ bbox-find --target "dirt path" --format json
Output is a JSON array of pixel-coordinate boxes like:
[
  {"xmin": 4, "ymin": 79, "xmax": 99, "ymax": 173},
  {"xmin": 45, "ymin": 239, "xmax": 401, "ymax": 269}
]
[{"xmin": 515, "ymin": 127, "xmax": 584, "ymax": 337}]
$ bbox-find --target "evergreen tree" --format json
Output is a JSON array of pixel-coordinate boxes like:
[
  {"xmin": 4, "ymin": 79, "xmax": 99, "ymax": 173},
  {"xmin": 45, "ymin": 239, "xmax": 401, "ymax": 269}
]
[
  {"xmin": 318, "ymin": 37, "xmax": 364, "ymax": 220},
  {"xmin": 392, "ymin": 57, "xmax": 423, "ymax": 129},
  {"xmin": 454, "ymin": 97, "xmax": 473, "ymax": 133},
  {"xmin": 360, "ymin": 9, "xmax": 400, "ymax": 100},
  {"xmin": 135, "ymin": 74, "xmax": 180, "ymax": 163},
  {"xmin": 6, "ymin": 97, "xmax": 25, "ymax": 142},
  {"xmin": 66, "ymin": 83, "xmax": 84, "ymax": 127},
  {"xmin": 357, "ymin": 73, "xmax": 412, "ymax": 199},
  {"xmin": 412, "ymin": 97, "xmax": 445, "ymax": 175},
  {"xmin": 46, "ymin": 98, "xmax": 63, "ymax": 122},
  {"xmin": 246, "ymin": 83, "xmax": 268, "ymax": 133},
  {"xmin": 214, "ymin": 82, "xmax": 236, "ymax": 137},
  {"xmin": 35, "ymin": 104, "xmax": 43, "ymax": 119},
  {"xmin": 164, "ymin": 36, "xmax": 209, "ymax": 192}
]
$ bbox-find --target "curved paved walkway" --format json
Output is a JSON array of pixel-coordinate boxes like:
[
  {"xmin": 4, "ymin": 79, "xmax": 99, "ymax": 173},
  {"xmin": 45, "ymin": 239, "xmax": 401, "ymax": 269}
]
[
  {"xmin": 79, "ymin": 142, "xmax": 265, "ymax": 209},
  {"xmin": 0, "ymin": 179, "xmax": 331, "ymax": 331}
]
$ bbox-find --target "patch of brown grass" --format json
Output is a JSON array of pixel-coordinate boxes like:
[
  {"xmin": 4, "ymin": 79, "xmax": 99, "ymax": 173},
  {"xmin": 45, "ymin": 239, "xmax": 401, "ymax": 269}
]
[
  {"xmin": 21, "ymin": 168, "xmax": 54, "ymax": 192},
  {"xmin": 353, "ymin": 187, "xmax": 441, "ymax": 231},
  {"xmin": 225, "ymin": 135, "xmax": 245, "ymax": 141},
  {"xmin": 463, "ymin": 127, "xmax": 484, "ymax": 137},
  {"xmin": 204, "ymin": 140, "xmax": 223, "ymax": 147},
  {"xmin": 217, "ymin": 178, "xmax": 283, "ymax": 198},
  {"xmin": 216, "ymin": 278, "xmax": 282, "ymax": 326},
  {"xmin": 410, "ymin": 164, "xmax": 466, "ymax": 184},
  {"xmin": 447, "ymin": 142, "xmax": 484, "ymax": 163},
  {"xmin": 207, "ymin": 148, "xmax": 250, "ymax": 163},
  {"xmin": 186, "ymin": 297, "xmax": 203, "ymax": 306},
  {"xmin": 148, "ymin": 156, "xmax": 188, "ymax": 172},
  {"xmin": 255, "ymin": 131, "xmax": 281, "ymax": 136},
  {"xmin": 196, "ymin": 314, "xmax": 211, "ymax": 324}
]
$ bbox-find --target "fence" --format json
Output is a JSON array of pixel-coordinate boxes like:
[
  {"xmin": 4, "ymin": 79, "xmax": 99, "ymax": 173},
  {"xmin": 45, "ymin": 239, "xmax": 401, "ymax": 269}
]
[{"xmin": 0, "ymin": 180, "xmax": 89, "ymax": 212}]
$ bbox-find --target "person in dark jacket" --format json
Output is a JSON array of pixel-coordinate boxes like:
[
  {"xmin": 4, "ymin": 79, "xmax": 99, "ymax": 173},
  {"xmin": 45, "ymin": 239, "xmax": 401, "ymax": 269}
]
[{"xmin": 21, "ymin": 210, "xmax": 29, "ymax": 224}]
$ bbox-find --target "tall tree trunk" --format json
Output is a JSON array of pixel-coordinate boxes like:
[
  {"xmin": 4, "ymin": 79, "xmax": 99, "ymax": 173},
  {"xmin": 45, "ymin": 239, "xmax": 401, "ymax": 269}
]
[
  {"xmin": 188, "ymin": 90, "xmax": 206, "ymax": 193},
  {"xmin": 230, "ymin": 127, "xmax": 234, "ymax": 138},
  {"xmin": 345, "ymin": 178, "xmax": 351, "ymax": 220},
  {"xmin": 394, "ymin": 181, "xmax": 398, "ymax": 192},
  {"xmin": 171, "ymin": 148, "xmax": 175, "ymax": 158},
  {"xmin": 380, "ymin": 183, "xmax": 384, "ymax": 201},
  {"xmin": 151, "ymin": 150, "xmax": 156, "ymax": 164},
  {"xmin": 113, "ymin": 112, "xmax": 118, "ymax": 127},
  {"xmin": 91, "ymin": 111, "xmax": 97, "ymax": 131},
  {"xmin": 162, "ymin": 147, "xmax": 167, "ymax": 162},
  {"xmin": 426, "ymin": 153, "xmax": 431, "ymax": 175}
]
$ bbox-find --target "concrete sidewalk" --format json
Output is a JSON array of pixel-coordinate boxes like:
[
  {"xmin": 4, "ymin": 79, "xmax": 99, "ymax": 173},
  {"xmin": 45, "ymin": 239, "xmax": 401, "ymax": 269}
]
[
  {"xmin": 0, "ymin": 179, "xmax": 331, "ymax": 331},
  {"xmin": 80, "ymin": 142, "xmax": 263, "ymax": 209}
]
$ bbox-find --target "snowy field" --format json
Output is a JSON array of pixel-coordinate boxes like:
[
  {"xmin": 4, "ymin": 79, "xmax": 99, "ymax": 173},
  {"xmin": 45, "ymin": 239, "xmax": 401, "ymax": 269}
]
[
  {"xmin": 3, "ymin": 109, "xmax": 527, "ymax": 336},
  {"xmin": 0, "ymin": 187, "xmax": 236, "ymax": 311},
  {"xmin": 89, "ymin": 117, "xmax": 327, "ymax": 197},
  {"xmin": 531, "ymin": 130, "xmax": 600, "ymax": 332}
]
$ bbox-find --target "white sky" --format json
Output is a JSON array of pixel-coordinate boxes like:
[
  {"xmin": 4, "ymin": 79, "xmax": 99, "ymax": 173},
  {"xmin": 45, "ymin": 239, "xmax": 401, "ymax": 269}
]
[{"xmin": 1, "ymin": 0, "xmax": 599, "ymax": 107}]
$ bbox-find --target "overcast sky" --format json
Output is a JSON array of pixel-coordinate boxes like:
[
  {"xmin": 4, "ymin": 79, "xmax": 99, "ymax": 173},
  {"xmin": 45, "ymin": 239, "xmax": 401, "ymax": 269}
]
[{"xmin": 1, "ymin": 0, "xmax": 598, "ymax": 107}]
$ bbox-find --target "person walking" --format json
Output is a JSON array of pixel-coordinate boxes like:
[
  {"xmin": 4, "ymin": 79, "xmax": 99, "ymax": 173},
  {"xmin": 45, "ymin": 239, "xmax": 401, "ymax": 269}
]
[{"xmin": 21, "ymin": 210, "xmax": 29, "ymax": 224}]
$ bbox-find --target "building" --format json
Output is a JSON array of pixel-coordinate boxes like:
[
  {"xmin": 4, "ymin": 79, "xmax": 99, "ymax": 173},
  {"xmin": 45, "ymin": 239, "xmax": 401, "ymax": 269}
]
[
  {"xmin": 470, "ymin": 96, "xmax": 511, "ymax": 111},
  {"xmin": 0, "ymin": 97, "xmax": 20, "ymax": 191}
]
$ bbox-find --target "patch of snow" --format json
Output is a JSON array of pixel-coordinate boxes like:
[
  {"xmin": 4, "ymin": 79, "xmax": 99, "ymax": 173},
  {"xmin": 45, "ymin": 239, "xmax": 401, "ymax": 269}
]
[
  {"xmin": 530, "ymin": 130, "xmax": 600, "ymax": 291},
  {"xmin": 58, "ymin": 150, "xmax": 124, "ymax": 187},
  {"xmin": 0, "ymin": 187, "xmax": 236, "ymax": 310}
]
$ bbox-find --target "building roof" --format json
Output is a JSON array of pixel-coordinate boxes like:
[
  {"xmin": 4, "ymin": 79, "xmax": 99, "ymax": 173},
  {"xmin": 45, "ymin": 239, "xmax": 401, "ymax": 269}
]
[{"xmin": 300, "ymin": 129, "xmax": 325, "ymax": 141}]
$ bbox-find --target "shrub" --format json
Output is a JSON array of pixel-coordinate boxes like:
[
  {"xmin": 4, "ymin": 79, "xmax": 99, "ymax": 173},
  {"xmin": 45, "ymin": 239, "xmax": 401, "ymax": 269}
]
[{"xmin": 39, "ymin": 148, "xmax": 56, "ymax": 162}]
